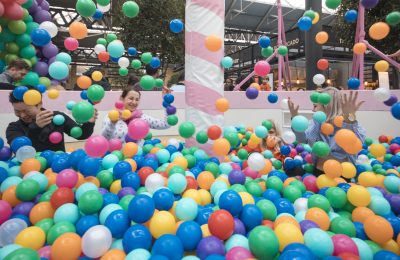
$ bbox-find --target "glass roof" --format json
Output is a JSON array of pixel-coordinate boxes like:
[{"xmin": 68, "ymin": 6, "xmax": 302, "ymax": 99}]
[{"xmin": 247, "ymin": 0, "xmax": 336, "ymax": 14}]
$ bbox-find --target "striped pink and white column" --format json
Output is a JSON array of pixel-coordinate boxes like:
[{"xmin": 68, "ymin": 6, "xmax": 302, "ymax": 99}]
[{"xmin": 185, "ymin": 0, "xmax": 225, "ymax": 149}]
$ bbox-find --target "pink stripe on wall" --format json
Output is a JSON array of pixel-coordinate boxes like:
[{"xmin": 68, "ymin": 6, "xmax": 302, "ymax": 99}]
[
  {"xmin": 190, "ymin": 0, "xmax": 225, "ymax": 18},
  {"xmin": 185, "ymin": 31, "xmax": 224, "ymax": 67},
  {"xmin": 185, "ymin": 80, "xmax": 223, "ymax": 116}
]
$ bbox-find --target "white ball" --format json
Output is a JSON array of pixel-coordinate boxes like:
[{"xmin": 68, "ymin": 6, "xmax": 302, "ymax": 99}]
[
  {"xmin": 94, "ymin": 44, "xmax": 106, "ymax": 54},
  {"xmin": 280, "ymin": 98, "xmax": 289, "ymax": 109},
  {"xmin": 293, "ymin": 198, "xmax": 308, "ymax": 214},
  {"xmin": 82, "ymin": 225, "xmax": 112, "ymax": 258},
  {"xmin": 145, "ymin": 173, "xmax": 165, "ymax": 194},
  {"xmin": 118, "ymin": 57, "xmax": 130, "ymax": 68},
  {"xmin": 15, "ymin": 146, "xmax": 36, "ymax": 163},
  {"xmin": 168, "ymin": 138, "xmax": 180, "ymax": 149},
  {"xmin": 313, "ymin": 74, "xmax": 326, "ymax": 85},
  {"xmin": 373, "ymin": 87, "xmax": 390, "ymax": 102},
  {"xmin": 0, "ymin": 219, "xmax": 27, "ymax": 247},
  {"xmin": 39, "ymin": 21, "xmax": 58, "ymax": 38},
  {"xmin": 282, "ymin": 131, "xmax": 296, "ymax": 144},
  {"xmin": 97, "ymin": 3, "xmax": 111, "ymax": 12},
  {"xmin": 248, "ymin": 152, "xmax": 266, "ymax": 171}
]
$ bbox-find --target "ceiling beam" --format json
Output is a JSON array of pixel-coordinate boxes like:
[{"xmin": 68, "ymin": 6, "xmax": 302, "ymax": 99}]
[{"xmin": 255, "ymin": 5, "xmax": 275, "ymax": 31}]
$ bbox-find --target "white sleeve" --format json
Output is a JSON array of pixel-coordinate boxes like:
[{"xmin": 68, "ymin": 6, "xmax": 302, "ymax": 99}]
[
  {"xmin": 141, "ymin": 113, "xmax": 170, "ymax": 130},
  {"xmin": 101, "ymin": 116, "xmax": 128, "ymax": 141}
]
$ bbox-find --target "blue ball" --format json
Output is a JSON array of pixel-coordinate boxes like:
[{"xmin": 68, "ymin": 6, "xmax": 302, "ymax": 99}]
[
  {"xmin": 111, "ymin": 56, "xmax": 120, "ymax": 62},
  {"xmin": 153, "ymin": 188, "xmax": 174, "ymax": 210},
  {"xmin": 169, "ymin": 19, "xmax": 184, "ymax": 33},
  {"xmin": 92, "ymin": 9, "xmax": 103, "ymax": 20},
  {"xmin": 345, "ymin": 10, "xmax": 358, "ymax": 23},
  {"xmin": 40, "ymin": 150, "xmax": 55, "ymax": 165},
  {"xmin": 246, "ymin": 87, "xmax": 259, "ymax": 100},
  {"xmin": 218, "ymin": 190, "xmax": 243, "ymax": 216},
  {"xmin": 267, "ymin": 93, "xmax": 278, "ymax": 103},
  {"xmin": 282, "ymin": 243, "xmax": 316, "ymax": 260},
  {"xmin": 258, "ymin": 36, "xmax": 271, "ymax": 48},
  {"xmin": 347, "ymin": 77, "xmax": 361, "ymax": 90},
  {"xmin": 105, "ymin": 209, "xmax": 130, "ymax": 239},
  {"xmin": 240, "ymin": 204, "xmax": 263, "ymax": 231},
  {"xmin": 68, "ymin": 149, "xmax": 86, "ymax": 169},
  {"xmin": 121, "ymin": 172, "xmax": 141, "ymax": 190},
  {"xmin": 0, "ymin": 138, "xmax": 4, "ymax": 150},
  {"xmin": 151, "ymin": 234, "xmax": 184, "ymax": 260},
  {"xmin": 176, "ymin": 221, "xmax": 202, "ymax": 251},
  {"xmin": 280, "ymin": 145, "xmax": 291, "ymax": 156},
  {"xmin": 373, "ymin": 250, "xmax": 399, "ymax": 260},
  {"xmin": 123, "ymin": 224, "xmax": 152, "ymax": 252},
  {"xmin": 391, "ymin": 102, "xmax": 400, "ymax": 120},
  {"xmin": 354, "ymin": 221, "xmax": 367, "ymax": 240},
  {"xmin": 76, "ymin": 215, "xmax": 99, "ymax": 236},
  {"xmin": 51, "ymin": 156, "xmax": 71, "ymax": 173},
  {"xmin": 163, "ymin": 94, "xmax": 175, "ymax": 104},
  {"xmin": 128, "ymin": 194, "xmax": 155, "ymax": 223},
  {"xmin": 128, "ymin": 47, "xmax": 137, "ymax": 56},
  {"xmin": 103, "ymin": 192, "xmax": 119, "ymax": 206},
  {"xmin": 30, "ymin": 28, "xmax": 51, "ymax": 47},
  {"xmin": 195, "ymin": 207, "xmax": 213, "ymax": 225},
  {"xmin": 142, "ymin": 157, "xmax": 158, "ymax": 170},
  {"xmin": 0, "ymin": 167, "xmax": 7, "ymax": 185},
  {"xmin": 318, "ymin": 187, "xmax": 329, "ymax": 196},
  {"xmin": 274, "ymin": 198, "xmax": 295, "ymax": 215},
  {"xmin": 280, "ymin": 250, "xmax": 309, "ymax": 260},
  {"xmin": 11, "ymin": 136, "xmax": 32, "ymax": 153},
  {"xmin": 298, "ymin": 16, "xmax": 312, "ymax": 31},
  {"xmin": 36, "ymin": 84, "xmax": 46, "ymax": 93},
  {"xmin": 80, "ymin": 90, "xmax": 88, "ymax": 100},
  {"xmin": 113, "ymin": 161, "xmax": 132, "ymax": 179},
  {"xmin": 284, "ymin": 159, "xmax": 295, "ymax": 170},
  {"xmin": 78, "ymin": 157, "xmax": 101, "ymax": 177},
  {"xmin": 13, "ymin": 86, "xmax": 28, "ymax": 100},
  {"xmin": 150, "ymin": 57, "xmax": 161, "ymax": 69}
]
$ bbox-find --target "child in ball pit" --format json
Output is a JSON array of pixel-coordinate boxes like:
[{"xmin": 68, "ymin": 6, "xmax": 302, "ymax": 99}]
[
  {"xmin": 288, "ymin": 87, "xmax": 367, "ymax": 175},
  {"xmin": 260, "ymin": 119, "xmax": 285, "ymax": 160}
]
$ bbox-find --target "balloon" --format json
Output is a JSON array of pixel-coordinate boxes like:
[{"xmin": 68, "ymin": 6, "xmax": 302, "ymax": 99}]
[
  {"xmin": 55, "ymin": 52, "xmax": 72, "ymax": 65},
  {"xmin": 170, "ymin": 19, "xmax": 184, "ymax": 33},
  {"xmin": 278, "ymin": 46, "xmax": 288, "ymax": 56},
  {"xmin": 205, "ymin": 35, "xmax": 222, "ymax": 52},
  {"xmin": 369, "ymin": 22, "xmax": 390, "ymax": 40},
  {"xmin": 298, "ymin": 16, "xmax": 312, "ymax": 31},
  {"xmin": 254, "ymin": 61, "xmax": 271, "ymax": 77},
  {"xmin": 107, "ymin": 40, "xmax": 125, "ymax": 58},
  {"xmin": 315, "ymin": 31, "xmax": 329, "ymax": 44},
  {"xmin": 313, "ymin": 74, "xmax": 326, "ymax": 85},
  {"xmin": 122, "ymin": 1, "xmax": 140, "ymax": 18},
  {"xmin": 325, "ymin": 0, "xmax": 342, "ymax": 9},
  {"xmin": 221, "ymin": 56, "xmax": 233, "ymax": 69},
  {"xmin": 76, "ymin": 0, "xmax": 97, "ymax": 17},
  {"xmin": 139, "ymin": 75, "xmax": 155, "ymax": 90},
  {"xmin": 30, "ymin": 28, "xmax": 51, "ymax": 47},
  {"xmin": 87, "ymin": 84, "xmax": 105, "ymax": 102},
  {"xmin": 82, "ymin": 225, "xmax": 112, "ymax": 258}
]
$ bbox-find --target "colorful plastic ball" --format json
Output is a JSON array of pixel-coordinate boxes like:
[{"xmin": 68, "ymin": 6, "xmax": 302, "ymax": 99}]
[
  {"xmin": 152, "ymin": 188, "xmax": 174, "ymax": 211},
  {"xmin": 196, "ymin": 236, "xmax": 225, "ymax": 259},
  {"xmin": 304, "ymin": 228, "xmax": 334, "ymax": 258},
  {"xmin": 345, "ymin": 10, "xmax": 358, "ymax": 23},
  {"xmin": 122, "ymin": 1, "xmax": 140, "ymax": 18},
  {"xmin": 347, "ymin": 77, "xmax": 361, "ymax": 90},
  {"xmin": 23, "ymin": 89, "xmax": 41, "ymax": 106},
  {"xmin": 361, "ymin": 0, "xmax": 379, "ymax": 9},
  {"xmin": 149, "ymin": 211, "xmax": 176, "ymax": 239},
  {"xmin": 30, "ymin": 28, "xmax": 51, "ymax": 47},
  {"xmin": 246, "ymin": 87, "xmax": 259, "ymax": 99},
  {"xmin": 151, "ymin": 234, "xmax": 183, "ymax": 260},
  {"xmin": 15, "ymin": 226, "xmax": 45, "ymax": 250},
  {"xmin": 13, "ymin": 86, "xmax": 28, "ymax": 101},
  {"xmin": 176, "ymin": 221, "xmax": 202, "ymax": 251},
  {"xmin": 248, "ymin": 226, "xmax": 279, "ymax": 259},
  {"xmin": 391, "ymin": 102, "xmax": 400, "ymax": 120},
  {"xmin": 239, "ymin": 204, "xmax": 263, "ymax": 231},
  {"xmin": 298, "ymin": 16, "xmax": 312, "ymax": 31},
  {"xmin": 267, "ymin": 93, "xmax": 278, "ymax": 103},
  {"xmin": 16, "ymin": 179, "xmax": 40, "ymax": 201},
  {"xmin": 169, "ymin": 19, "xmax": 184, "ymax": 33},
  {"xmin": 168, "ymin": 173, "xmax": 187, "ymax": 194},
  {"xmin": 221, "ymin": 56, "xmax": 233, "ymax": 69},
  {"xmin": 331, "ymin": 234, "xmax": 359, "ymax": 256},
  {"xmin": 128, "ymin": 194, "xmax": 155, "ymax": 223},
  {"xmin": 49, "ymin": 132, "xmax": 62, "ymax": 144},
  {"xmin": 258, "ymin": 36, "xmax": 271, "ymax": 48},
  {"xmin": 82, "ymin": 225, "xmax": 113, "ymax": 258},
  {"xmin": 104, "ymin": 209, "xmax": 129, "ymax": 239},
  {"xmin": 176, "ymin": 198, "xmax": 198, "ymax": 221},
  {"xmin": 49, "ymin": 61, "xmax": 69, "ymax": 80},
  {"xmin": 254, "ymin": 60, "xmax": 271, "ymax": 77},
  {"xmin": 292, "ymin": 115, "xmax": 309, "ymax": 132},
  {"xmin": 0, "ymin": 200, "xmax": 12, "ymax": 225},
  {"xmin": 179, "ymin": 122, "xmax": 196, "ymax": 138}
]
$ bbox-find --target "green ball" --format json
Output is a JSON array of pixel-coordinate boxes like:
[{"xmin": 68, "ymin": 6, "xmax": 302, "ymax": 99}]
[
  {"xmin": 106, "ymin": 33, "xmax": 118, "ymax": 43},
  {"xmin": 76, "ymin": 0, "xmax": 97, "ymax": 18},
  {"xmin": 22, "ymin": 71, "xmax": 39, "ymax": 86},
  {"xmin": 119, "ymin": 67, "xmax": 129, "ymax": 76},
  {"xmin": 119, "ymin": 194, "xmax": 134, "ymax": 211},
  {"xmin": 39, "ymin": 190, "xmax": 54, "ymax": 202},
  {"xmin": 312, "ymin": 141, "xmax": 330, "ymax": 157},
  {"xmin": 326, "ymin": 187, "xmax": 347, "ymax": 209},
  {"xmin": 131, "ymin": 59, "xmax": 142, "ymax": 69},
  {"xmin": 97, "ymin": 0, "xmax": 110, "ymax": 6},
  {"xmin": 364, "ymin": 240, "xmax": 382, "ymax": 254},
  {"xmin": 310, "ymin": 91, "xmax": 320, "ymax": 103},
  {"xmin": 24, "ymin": 14, "xmax": 33, "ymax": 23},
  {"xmin": 4, "ymin": 248, "xmax": 39, "ymax": 260},
  {"xmin": 278, "ymin": 45, "xmax": 288, "ymax": 56},
  {"xmin": 36, "ymin": 156, "xmax": 47, "ymax": 171},
  {"xmin": 47, "ymin": 221, "xmax": 76, "ymax": 245},
  {"xmin": 26, "ymin": 22, "xmax": 39, "ymax": 35},
  {"xmin": 283, "ymin": 185, "xmax": 302, "ymax": 203},
  {"xmin": 141, "ymin": 52, "xmax": 153, "ymax": 64},
  {"xmin": 72, "ymin": 101, "xmax": 94, "ymax": 124},
  {"xmin": 140, "ymin": 75, "xmax": 155, "ymax": 90},
  {"xmin": 1, "ymin": 28, "xmax": 16, "ymax": 43},
  {"xmin": 39, "ymin": 77, "xmax": 51, "ymax": 88},
  {"xmin": 20, "ymin": 45, "xmax": 36, "ymax": 59},
  {"xmin": 261, "ymin": 46, "xmax": 274, "ymax": 58},
  {"xmin": 289, "ymin": 180, "xmax": 306, "ymax": 193},
  {"xmin": 8, "ymin": 20, "xmax": 27, "ymax": 35},
  {"xmin": 6, "ymin": 42, "xmax": 20, "ymax": 54},
  {"xmin": 238, "ymin": 149, "xmax": 249, "ymax": 160},
  {"xmin": 225, "ymin": 132, "xmax": 239, "ymax": 147},
  {"xmin": 266, "ymin": 176, "xmax": 283, "ymax": 192},
  {"xmin": 112, "ymin": 150, "xmax": 124, "ymax": 160},
  {"xmin": 273, "ymin": 160, "xmax": 282, "ymax": 169},
  {"xmin": 330, "ymin": 217, "xmax": 356, "ymax": 237},
  {"xmin": 144, "ymin": 132, "xmax": 152, "ymax": 140},
  {"xmin": 179, "ymin": 121, "xmax": 196, "ymax": 138},
  {"xmin": 168, "ymin": 165, "xmax": 185, "ymax": 176},
  {"xmin": 78, "ymin": 190, "xmax": 104, "ymax": 214},
  {"xmin": 35, "ymin": 218, "xmax": 54, "ymax": 236},
  {"xmin": 318, "ymin": 92, "xmax": 331, "ymax": 105},
  {"xmin": 325, "ymin": 0, "xmax": 342, "ymax": 9},
  {"xmin": 308, "ymin": 194, "xmax": 331, "ymax": 213},
  {"xmin": 122, "ymin": 1, "xmax": 140, "ymax": 18},
  {"xmin": 196, "ymin": 130, "xmax": 208, "ymax": 144},
  {"xmin": 241, "ymin": 139, "xmax": 248, "ymax": 146},
  {"xmin": 15, "ymin": 34, "xmax": 31, "ymax": 48},
  {"xmin": 97, "ymin": 38, "xmax": 108, "ymax": 46},
  {"xmin": 245, "ymin": 181, "xmax": 263, "ymax": 197},
  {"xmin": 22, "ymin": 0, "xmax": 34, "ymax": 9},
  {"xmin": 155, "ymin": 78, "xmax": 164, "ymax": 88},
  {"xmin": 70, "ymin": 126, "xmax": 83, "ymax": 138},
  {"xmin": 185, "ymin": 154, "xmax": 196, "ymax": 168},
  {"xmin": 248, "ymin": 226, "xmax": 279, "ymax": 259},
  {"xmin": 386, "ymin": 11, "xmax": 400, "ymax": 26},
  {"xmin": 337, "ymin": 210, "xmax": 352, "ymax": 220},
  {"xmin": 97, "ymin": 170, "xmax": 114, "ymax": 188},
  {"xmin": 262, "ymin": 120, "xmax": 273, "ymax": 130},
  {"xmin": 205, "ymin": 162, "xmax": 220, "ymax": 177},
  {"xmin": 167, "ymin": 115, "xmax": 178, "ymax": 126},
  {"xmin": 5, "ymin": 54, "xmax": 18, "ymax": 65},
  {"xmin": 142, "ymin": 144, "xmax": 153, "ymax": 154},
  {"xmin": 16, "ymin": 179, "xmax": 40, "ymax": 201},
  {"xmin": 87, "ymin": 84, "xmax": 105, "ymax": 103},
  {"xmin": 230, "ymin": 184, "xmax": 247, "ymax": 193},
  {"xmin": 256, "ymin": 199, "xmax": 277, "ymax": 221},
  {"xmin": 304, "ymin": 10, "xmax": 316, "ymax": 20},
  {"xmin": 384, "ymin": 154, "xmax": 393, "ymax": 162}
]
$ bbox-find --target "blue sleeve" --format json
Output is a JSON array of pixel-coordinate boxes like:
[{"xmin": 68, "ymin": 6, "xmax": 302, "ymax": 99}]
[{"xmin": 293, "ymin": 120, "xmax": 321, "ymax": 145}]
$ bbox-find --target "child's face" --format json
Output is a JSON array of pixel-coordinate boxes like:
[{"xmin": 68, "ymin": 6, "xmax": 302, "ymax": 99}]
[{"xmin": 268, "ymin": 127, "xmax": 277, "ymax": 136}]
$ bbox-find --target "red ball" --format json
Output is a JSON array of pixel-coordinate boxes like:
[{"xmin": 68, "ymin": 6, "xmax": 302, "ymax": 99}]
[
  {"xmin": 185, "ymin": 176, "xmax": 198, "ymax": 191},
  {"xmin": 303, "ymin": 175, "xmax": 319, "ymax": 193},
  {"xmin": 289, "ymin": 149, "xmax": 298, "ymax": 158},
  {"xmin": 337, "ymin": 253, "xmax": 361, "ymax": 260},
  {"xmin": 207, "ymin": 125, "xmax": 222, "ymax": 140},
  {"xmin": 50, "ymin": 188, "xmax": 75, "ymax": 209},
  {"xmin": 0, "ymin": 2, "xmax": 4, "ymax": 17},
  {"xmin": 138, "ymin": 166, "xmax": 154, "ymax": 185},
  {"xmin": 98, "ymin": 51, "xmax": 110, "ymax": 63},
  {"xmin": 317, "ymin": 59, "xmax": 329, "ymax": 71},
  {"xmin": 208, "ymin": 209, "xmax": 234, "ymax": 240},
  {"xmin": 4, "ymin": 2, "xmax": 23, "ymax": 20},
  {"xmin": 262, "ymin": 220, "xmax": 274, "ymax": 229},
  {"xmin": 378, "ymin": 135, "xmax": 389, "ymax": 144}
]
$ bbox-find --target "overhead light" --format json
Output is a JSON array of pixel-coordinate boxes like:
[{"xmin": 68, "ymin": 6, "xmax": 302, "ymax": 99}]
[
  {"xmin": 327, "ymin": 79, "xmax": 331, "ymax": 84},
  {"xmin": 296, "ymin": 79, "xmax": 300, "ymax": 84},
  {"xmin": 364, "ymin": 81, "xmax": 368, "ymax": 86}
]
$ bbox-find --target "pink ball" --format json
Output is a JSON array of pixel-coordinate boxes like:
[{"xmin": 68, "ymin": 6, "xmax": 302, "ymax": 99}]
[
  {"xmin": 0, "ymin": 200, "xmax": 12, "ymax": 225},
  {"xmin": 243, "ymin": 167, "xmax": 258, "ymax": 179},
  {"xmin": 305, "ymin": 154, "xmax": 313, "ymax": 164},
  {"xmin": 109, "ymin": 138, "xmax": 122, "ymax": 152},
  {"xmin": 303, "ymin": 175, "xmax": 319, "ymax": 193},
  {"xmin": 64, "ymin": 37, "xmax": 79, "ymax": 51},
  {"xmin": 128, "ymin": 119, "xmax": 150, "ymax": 140},
  {"xmin": 49, "ymin": 132, "xmax": 63, "ymax": 144},
  {"xmin": 254, "ymin": 61, "xmax": 271, "ymax": 77},
  {"xmin": 4, "ymin": 2, "xmax": 23, "ymax": 20},
  {"xmin": 231, "ymin": 163, "xmax": 241, "ymax": 171},
  {"xmin": 290, "ymin": 149, "xmax": 298, "ymax": 157},
  {"xmin": 390, "ymin": 144, "xmax": 400, "ymax": 153},
  {"xmin": 56, "ymin": 169, "xmax": 78, "ymax": 188},
  {"xmin": 332, "ymin": 234, "xmax": 359, "ymax": 256},
  {"xmin": 226, "ymin": 247, "xmax": 254, "ymax": 260},
  {"xmin": 85, "ymin": 135, "xmax": 109, "ymax": 158},
  {"xmin": 0, "ymin": 2, "xmax": 4, "ymax": 17},
  {"xmin": 38, "ymin": 246, "xmax": 51, "ymax": 259},
  {"xmin": 115, "ymin": 101, "xmax": 124, "ymax": 110}
]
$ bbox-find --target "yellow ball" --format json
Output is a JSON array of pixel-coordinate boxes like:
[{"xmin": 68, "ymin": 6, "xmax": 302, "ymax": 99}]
[
  {"xmin": 198, "ymin": 189, "xmax": 212, "ymax": 206},
  {"xmin": 173, "ymin": 156, "xmax": 188, "ymax": 169},
  {"xmin": 316, "ymin": 174, "xmax": 337, "ymax": 189},
  {"xmin": 375, "ymin": 60, "xmax": 390, "ymax": 72},
  {"xmin": 341, "ymin": 162, "xmax": 356, "ymax": 179},
  {"xmin": 110, "ymin": 180, "xmax": 122, "ymax": 194},
  {"xmin": 347, "ymin": 185, "xmax": 371, "ymax": 207},
  {"xmin": 312, "ymin": 12, "xmax": 320, "ymax": 24},
  {"xmin": 370, "ymin": 144, "xmax": 386, "ymax": 158},
  {"xmin": 239, "ymin": 191, "xmax": 255, "ymax": 205},
  {"xmin": 15, "ymin": 226, "xmax": 45, "ymax": 250},
  {"xmin": 201, "ymin": 224, "xmax": 211, "ymax": 238},
  {"xmin": 149, "ymin": 211, "xmax": 176, "ymax": 238},
  {"xmin": 47, "ymin": 89, "xmax": 59, "ymax": 99},
  {"xmin": 182, "ymin": 189, "xmax": 202, "ymax": 204},
  {"xmin": 274, "ymin": 223, "xmax": 304, "ymax": 251},
  {"xmin": 358, "ymin": 172, "xmax": 378, "ymax": 187},
  {"xmin": 92, "ymin": 71, "xmax": 103, "ymax": 81},
  {"xmin": 382, "ymin": 239, "xmax": 400, "ymax": 255},
  {"xmin": 23, "ymin": 89, "xmax": 42, "ymax": 106},
  {"xmin": 108, "ymin": 110, "xmax": 120, "ymax": 122},
  {"xmin": 215, "ymin": 176, "xmax": 230, "ymax": 188},
  {"xmin": 121, "ymin": 109, "xmax": 132, "ymax": 120}
]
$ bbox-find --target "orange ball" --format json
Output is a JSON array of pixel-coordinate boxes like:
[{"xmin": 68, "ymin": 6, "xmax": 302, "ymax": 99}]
[
  {"xmin": 315, "ymin": 31, "xmax": 329, "ymax": 44},
  {"xmin": 352, "ymin": 207, "xmax": 375, "ymax": 223},
  {"xmin": 20, "ymin": 158, "xmax": 41, "ymax": 175},
  {"xmin": 335, "ymin": 129, "xmax": 357, "ymax": 148},
  {"xmin": 77, "ymin": 76, "xmax": 92, "ymax": 90},
  {"xmin": 259, "ymin": 159, "xmax": 272, "ymax": 175},
  {"xmin": 215, "ymin": 98, "xmax": 230, "ymax": 112},
  {"xmin": 51, "ymin": 233, "xmax": 82, "ymax": 260},
  {"xmin": 173, "ymin": 156, "xmax": 188, "ymax": 169},
  {"xmin": 323, "ymin": 159, "xmax": 343, "ymax": 179},
  {"xmin": 333, "ymin": 116, "xmax": 343, "ymax": 128},
  {"xmin": 69, "ymin": 22, "xmax": 87, "ymax": 40},
  {"xmin": 369, "ymin": 22, "xmax": 390, "ymax": 41},
  {"xmin": 197, "ymin": 171, "xmax": 215, "ymax": 190},
  {"xmin": 44, "ymin": 169, "xmax": 57, "ymax": 188},
  {"xmin": 75, "ymin": 173, "xmax": 85, "ymax": 188},
  {"xmin": 122, "ymin": 142, "xmax": 138, "ymax": 157},
  {"xmin": 2, "ymin": 186, "xmax": 21, "ymax": 207},
  {"xmin": 353, "ymin": 43, "xmax": 367, "ymax": 55},
  {"xmin": 305, "ymin": 207, "xmax": 330, "ymax": 231},
  {"xmin": 29, "ymin": 202, "xmax": 55, "ymax": 225},
  {"xmin": 321, "ymin": 123, "xmax": 334, "ymax": 135},
  {"xmin": 205, "ymin": 35, "xmax": 222, "ymax": 52},
  {"xmin": 85, "ymin": 176, "xmax": 100, "ymax": 187},
  {"xmin": 382, "ymin": 239, "xmax": 400, "ymax": 255},
  {"xmin": 213, "ymin": 138, "xmax": 231, "ymax": 156},
  {"xmin": 364, "ymin": 215, "xmax": 394, "ymax": 244},
  {"xmin": 250, "ymin": 83, "xmax": 261, "ymax": 90},
  {"xmin": 100, "ymin": 249, "xmax": 126, "ymax": 260}
]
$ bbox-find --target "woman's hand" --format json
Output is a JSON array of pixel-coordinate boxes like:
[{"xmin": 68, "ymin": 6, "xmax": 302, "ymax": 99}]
[
  {"xmin": 162, "ymin": 86, "xmax": 172, "ymax": 96},
  {"xmin": 341, "ymin": 91, "xmax": 364, "ymax": 120},
  {"xmin": 35, "ymin": 110, "xmax": 53, "ymax": 128},
  {"xmin": 288, "ymin": 97, "xmax": 299, "ymax": 118},
  {"xmin": 89, "ymin": 109, "xmax": 98, "ymax": 123}
]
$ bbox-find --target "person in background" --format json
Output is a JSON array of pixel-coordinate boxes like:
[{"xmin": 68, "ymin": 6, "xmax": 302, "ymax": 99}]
[
  {"xmin": 224, "ymin": 78, "xmax": 234, "ymax": 91},
  {"xmin": 0, "ymin": 59, "xmax": 30, "ymax": 86},
  {"xmin": 127, "ymin": 74, "xmax": 139, "ymax": 89},
  {"xmin": 236, "ymin": 75, "xmax": 255, "ymax": 91},
  {"xmin": 74, "ymin": 66, "xmax": 111, "ymax": 91},
  {"xmin": 260, "ymin": 78, "xmax": 271, "ymax": 91},
  {"xmin": 260, "ymin": 120, "xmax": 284, "ymax": 157},
  {"xmin": 6, "ymin": 86, "xmax": 98, "ymax": 152}
]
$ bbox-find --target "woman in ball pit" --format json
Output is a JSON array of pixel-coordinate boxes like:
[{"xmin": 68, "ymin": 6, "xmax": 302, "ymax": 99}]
[
  {"xmin": 101, "ymin": 84, "xmax": 170, "ymax": 143},
  {"xmin": 288, "ymin": 87, "xmax": 367, "ymax": 175}
]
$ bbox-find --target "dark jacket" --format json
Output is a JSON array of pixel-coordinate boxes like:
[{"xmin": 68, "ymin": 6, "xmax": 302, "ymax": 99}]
[{"xmin": 6, "ymin": 111, "xmax": 95, "ymax": 152}]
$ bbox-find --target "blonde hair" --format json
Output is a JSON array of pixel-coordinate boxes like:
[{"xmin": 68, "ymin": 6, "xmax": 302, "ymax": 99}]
[
  {"xmin": 319, "ymin": 87, "xmax": 342, "ymax": 123},
  {"xmin": 261, "ymin": 119, "xmax": 282, "ymax": 151}
]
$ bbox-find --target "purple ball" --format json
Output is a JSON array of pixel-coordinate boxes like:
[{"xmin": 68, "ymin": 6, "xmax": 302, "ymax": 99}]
[
  {"xmin": 13, "ymin": 202, "xmax": 35, "ymax": 216},
  {"xmin": 296, "ymin": 145, "xmax": 305, "ymax": 153},
  {"xmin": 384, "ymin": 95, "xmax": 398, "ymax": 107},
  {"xmin": 374, "ymin": 186, "xmax": 387, "ymax": 196},
  {"xmin": 28, "ymin": 0, "xmax": 39, "ymax": 13},
  {"xmin": 98, "ymin": 188, "xmax": 108, "ymax": 195},
  {"xmin": 196, "ymin": 236, "xmax": 225, "ymax": 259},
  {"xmin": 36, "ymin": 0, "xmax": 44, "ymax": 5},
  {"xmin": 228, "ymin": 170, "xmax": 246, "ymax": 185},
  {"xmin": 40, "ymin": 0, "xmax": 50, "ymax": 11},
  {"xmin": 33, "ymin": 61, "xmax": 49, "ymax": 76},
  {"xmin": 34, "ymin": 9, "xmax": 52, "ymax": 23},
  {"xmin": 144, "ymin": 154, "xmax": 157, "ymax": 161},
  {"xmin": 42, "ymin": 43, "xmax": 59, "ymax": 59},
  {"xmin": 388, "ymin": 195, "xmax": 400, "ymax": 215},
  {"xmin": 245, "ymin": 87, "xmax": 259, "ymax": 100},
  {"xmin": 300, "ymin": 220, "xmax": 319, "ymax": 234},
  {"xmin": 233, "ymin": 218, "xmax": 246, "ymax": 235},
  {"xmin": 301, "ymin": 151, "xmax": 309, "ymax": 158},
  {"xmin": 0, "ymin": 146, "xmax": 11, "ymax": 161},
  {"xmin": 361, "ymin": 0, "xmax": 379, "ymax": 9},
  {"xmin": 118, "ymin": 187, "xmax": 136, "ymax": 198},
  {"xmin": 166, "ymin": 106, "xmax": 177, "ymax": 115}
]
